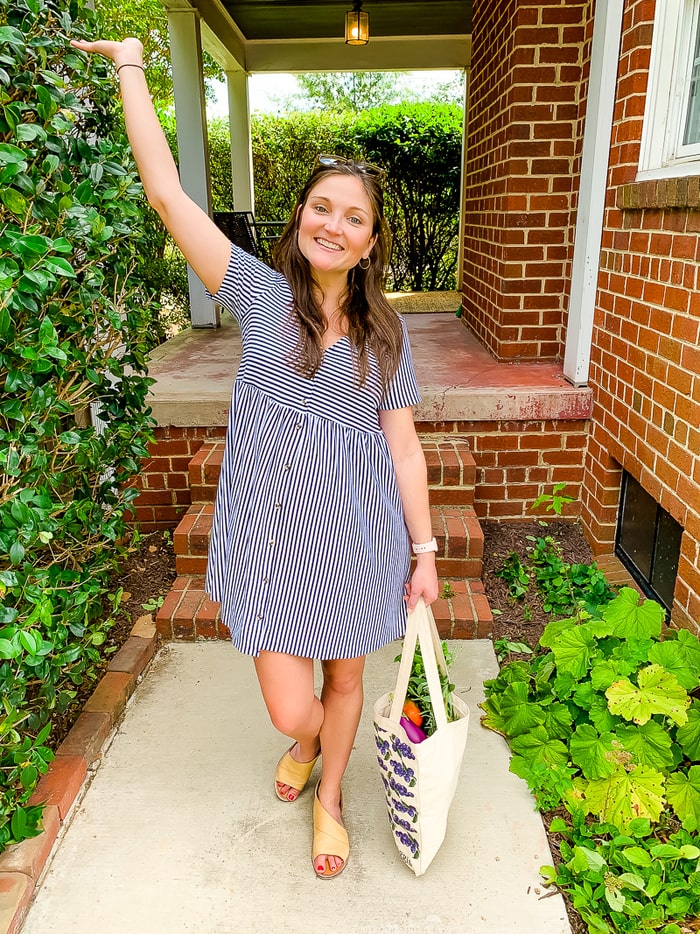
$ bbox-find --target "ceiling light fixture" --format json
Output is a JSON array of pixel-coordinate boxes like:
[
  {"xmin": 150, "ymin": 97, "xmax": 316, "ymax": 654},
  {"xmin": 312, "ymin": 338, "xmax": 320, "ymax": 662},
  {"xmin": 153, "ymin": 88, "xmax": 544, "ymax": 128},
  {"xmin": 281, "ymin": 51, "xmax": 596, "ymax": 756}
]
[{"xmin": 345, "ymin": 1, "xmax": 369, "ymax": 46}]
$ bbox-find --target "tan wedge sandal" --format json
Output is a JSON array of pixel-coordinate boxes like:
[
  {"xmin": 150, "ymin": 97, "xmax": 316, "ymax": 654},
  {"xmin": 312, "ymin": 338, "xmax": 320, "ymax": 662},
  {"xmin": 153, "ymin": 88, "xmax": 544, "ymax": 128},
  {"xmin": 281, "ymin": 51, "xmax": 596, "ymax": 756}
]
[
  {"xmin": 274, "ymin": 744, "xmax": 320, "ymax": 802},
  {"xmin": 312, "ymin": 782, "xmax": 349, "ymax": 879}
]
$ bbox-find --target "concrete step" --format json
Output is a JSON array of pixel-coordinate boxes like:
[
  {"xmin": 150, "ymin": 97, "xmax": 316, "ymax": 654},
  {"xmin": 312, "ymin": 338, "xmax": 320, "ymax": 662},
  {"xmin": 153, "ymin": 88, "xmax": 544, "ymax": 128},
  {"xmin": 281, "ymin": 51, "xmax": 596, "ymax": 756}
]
[
  {"xmin": 172, "ymin": 501, "xmax": 484, "ymax": 580},
  {"xmin": 155, "ymin": 575, "xmax": 493, "ymax": 642},
  {"xmin": 188, "ymin": 435, "xmax": 476, "ymax": 507}
]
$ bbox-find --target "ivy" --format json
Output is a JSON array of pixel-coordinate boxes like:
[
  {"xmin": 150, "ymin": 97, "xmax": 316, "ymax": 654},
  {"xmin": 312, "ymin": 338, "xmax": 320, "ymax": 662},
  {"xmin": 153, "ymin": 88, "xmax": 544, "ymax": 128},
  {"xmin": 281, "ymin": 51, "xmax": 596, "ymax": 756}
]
[{"xmin": 0, "ymin": 0, "xmax": 156, "ymax": 849}]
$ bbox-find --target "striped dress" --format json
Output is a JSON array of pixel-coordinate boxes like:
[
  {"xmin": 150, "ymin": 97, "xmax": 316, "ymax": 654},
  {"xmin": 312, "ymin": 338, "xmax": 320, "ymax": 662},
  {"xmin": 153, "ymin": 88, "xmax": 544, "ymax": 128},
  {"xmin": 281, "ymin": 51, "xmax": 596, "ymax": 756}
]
[{"xmin": 204, "ymin": 246, "xmax": 421, "ymax": 660}]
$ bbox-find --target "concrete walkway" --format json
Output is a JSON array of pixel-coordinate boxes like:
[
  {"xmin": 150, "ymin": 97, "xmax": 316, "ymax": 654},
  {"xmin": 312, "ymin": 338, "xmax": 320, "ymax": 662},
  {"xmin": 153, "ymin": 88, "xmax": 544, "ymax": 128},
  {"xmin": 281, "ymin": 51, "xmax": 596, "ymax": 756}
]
[{"xmin": 22, "ymin": 641, "xmax": 570, "ymax": 934}]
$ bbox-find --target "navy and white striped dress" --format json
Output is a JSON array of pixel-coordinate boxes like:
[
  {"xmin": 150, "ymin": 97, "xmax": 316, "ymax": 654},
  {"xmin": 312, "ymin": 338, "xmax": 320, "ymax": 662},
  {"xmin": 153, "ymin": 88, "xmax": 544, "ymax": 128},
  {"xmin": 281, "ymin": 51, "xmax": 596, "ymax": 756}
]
[{"xmin": 204, "ymin": 245, "xmax": 421, "ymax": 660}]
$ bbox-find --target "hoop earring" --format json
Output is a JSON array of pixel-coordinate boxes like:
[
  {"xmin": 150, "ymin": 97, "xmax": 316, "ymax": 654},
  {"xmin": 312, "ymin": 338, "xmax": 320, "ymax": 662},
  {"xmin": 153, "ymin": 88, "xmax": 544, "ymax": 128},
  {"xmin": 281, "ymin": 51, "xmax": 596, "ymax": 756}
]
[{"xmin": 359, "ymin": 256, "xmax": 370, "ymax": 270}]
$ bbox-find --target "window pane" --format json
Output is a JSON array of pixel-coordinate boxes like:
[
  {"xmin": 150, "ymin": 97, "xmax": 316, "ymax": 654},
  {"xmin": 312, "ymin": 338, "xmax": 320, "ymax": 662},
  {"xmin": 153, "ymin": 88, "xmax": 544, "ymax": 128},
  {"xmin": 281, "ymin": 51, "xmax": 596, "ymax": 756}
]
[
  {"xmin": 684, "ymin": 11, "xmax": 700, "ymax": 145},
  {"xmin": 617, "ymin": 474, "xmax": 656, "ymax": 580},
  {"xmin": 651, "ymin": 510, "xmax": 683, "ymax": 609}
]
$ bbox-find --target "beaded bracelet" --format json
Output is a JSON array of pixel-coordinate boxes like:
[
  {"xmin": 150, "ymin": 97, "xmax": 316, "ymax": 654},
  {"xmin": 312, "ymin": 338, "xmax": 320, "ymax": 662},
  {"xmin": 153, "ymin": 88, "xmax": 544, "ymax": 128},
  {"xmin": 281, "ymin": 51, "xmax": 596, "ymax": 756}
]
[{"xmin": 116, "ymin": 63, "xmax": 145, "ymax": 76}]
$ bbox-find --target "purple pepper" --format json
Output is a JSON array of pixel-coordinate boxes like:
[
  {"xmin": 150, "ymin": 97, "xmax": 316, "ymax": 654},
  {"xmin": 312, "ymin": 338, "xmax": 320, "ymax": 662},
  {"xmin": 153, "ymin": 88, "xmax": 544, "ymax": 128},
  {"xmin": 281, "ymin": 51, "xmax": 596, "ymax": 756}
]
[{"xmin": 400, "ymin": 715, "xmax": 427, "ymax": 744}]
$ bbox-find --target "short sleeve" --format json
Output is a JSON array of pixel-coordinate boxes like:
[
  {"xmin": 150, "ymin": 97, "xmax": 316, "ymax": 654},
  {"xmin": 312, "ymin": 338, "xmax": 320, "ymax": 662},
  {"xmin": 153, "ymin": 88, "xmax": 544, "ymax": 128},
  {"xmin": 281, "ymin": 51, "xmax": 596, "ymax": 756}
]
[
  {"xmin": 379, "ymin": 316, "xmax": 421, "ymax": 410},
  {"xmin": 205, "ymin": 244, "xmax": 290, "ymax": 325}
]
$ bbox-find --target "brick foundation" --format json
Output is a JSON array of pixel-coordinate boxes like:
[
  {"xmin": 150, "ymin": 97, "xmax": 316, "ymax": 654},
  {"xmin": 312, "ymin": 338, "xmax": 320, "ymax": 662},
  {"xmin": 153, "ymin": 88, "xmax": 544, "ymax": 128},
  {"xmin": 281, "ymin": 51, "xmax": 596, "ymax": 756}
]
[
  {"xmin": 578, "ymin": 0, "xmax": 700, "ymax": 630},
  {"xmin": 130, "ymin": 426, "xmax": 226, "ymax": 529}
]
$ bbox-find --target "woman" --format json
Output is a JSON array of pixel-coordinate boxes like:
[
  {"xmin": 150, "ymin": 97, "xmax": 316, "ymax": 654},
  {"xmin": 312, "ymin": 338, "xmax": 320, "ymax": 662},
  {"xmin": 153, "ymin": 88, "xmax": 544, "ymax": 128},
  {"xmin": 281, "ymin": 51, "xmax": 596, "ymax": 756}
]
[{"xmin": 71, "ymin": 37, "xmax": 439, "ymax": 879}]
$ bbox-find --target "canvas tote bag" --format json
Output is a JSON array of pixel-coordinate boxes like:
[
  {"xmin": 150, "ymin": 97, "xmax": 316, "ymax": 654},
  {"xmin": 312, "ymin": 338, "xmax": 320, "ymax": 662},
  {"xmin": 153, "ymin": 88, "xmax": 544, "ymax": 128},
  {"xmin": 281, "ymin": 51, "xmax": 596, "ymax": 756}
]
[{"xmin": 373, "ymin": 597, "xmax": 470, "ymax": 876}]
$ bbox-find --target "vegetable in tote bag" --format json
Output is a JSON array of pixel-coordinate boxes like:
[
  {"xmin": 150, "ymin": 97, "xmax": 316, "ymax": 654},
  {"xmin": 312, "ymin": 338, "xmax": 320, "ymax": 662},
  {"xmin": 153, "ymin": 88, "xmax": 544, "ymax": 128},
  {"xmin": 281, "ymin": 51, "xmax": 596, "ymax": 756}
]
[{"xmin": 373, "ymin": 597, "xmax": 470, "ymax": 876}]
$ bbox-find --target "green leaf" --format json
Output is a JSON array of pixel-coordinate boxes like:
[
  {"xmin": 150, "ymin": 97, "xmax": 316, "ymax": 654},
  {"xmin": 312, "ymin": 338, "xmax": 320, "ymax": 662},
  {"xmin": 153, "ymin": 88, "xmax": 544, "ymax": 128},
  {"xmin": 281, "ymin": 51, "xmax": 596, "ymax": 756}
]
[
  {"xmin": 1, "ymin": 187, "xmax": 28, "ymax": 216},
  {"xmin": 568, "ymin": 844, "xmax": 607, "ymax": 873},
  {"xmin": 510, "ymin": 726, "xmax": 570, "ymax": 770},
  {"xmin": 9, "ymin": 541, "xmax": 25, "ymax": 565},
  {"xmin": 677, "ymin": 703, "xmax": 700, "ymax": 761},
  {"xmin": 621, "ymin": 846, "xmax": 652, "ymax": 868},
  {"xmin": 551, "ymin": 625, "xmax": 597, "ymax": 679},
  {"xmin": 44, "ymin": 256, "xmax": 76, "ymax": 278},
  {"xmin": 606, "ymin": 665, "xmax": 690, "ymax": 726},
  {"xmin": 570, "ymin": 725, "xmax": 618, "ymax": 779},
  {"xmin": 584, "ymin": 765, "xmax": 666, "ymax": 830},
  {"xmin": 614, "ymin": 720, "xmax": 677, "ymax": 770},
  {"xmin": 603, "ymin": 587, "xmax": 664, "ymax": 640},
  {"xmin": 667, "ymin": 766, "xmax": 700, "ymax": 831},
  {"xmin": 649, "ymin": 639, "xmax": 700, "ymax": 691},
  {"xmin": 541, "ymin": 702, "xmax": 573, "ymax": 740}
]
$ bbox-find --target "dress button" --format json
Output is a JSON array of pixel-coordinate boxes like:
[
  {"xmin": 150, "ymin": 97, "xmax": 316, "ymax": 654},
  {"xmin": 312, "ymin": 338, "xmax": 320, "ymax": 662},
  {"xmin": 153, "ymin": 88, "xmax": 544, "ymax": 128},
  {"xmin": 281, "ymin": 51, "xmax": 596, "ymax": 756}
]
[
  {"xmin": 284, "ymin": 464, "xmax": 291, "ymax": 470},
  {"xmin": 256, "ymin": 614, "xmax": 263, "ymax": 621},
  {"xmin": 275, "ymin": 503, "xmax": 282, "ymax": 510},
  {"xmin": 263, "ymin": 577, "xmax": 269, "ymax": 584},
  {"xmin": 301, "ymin": 398, "xmax": 308, "ymax": 405},
  {"xmin": 269, "ymin": 539, "xmax": 275, "ymax": 546},
  {"xmin": 295, "ymin": 423, "xmax": 302, "ymax": 430}
]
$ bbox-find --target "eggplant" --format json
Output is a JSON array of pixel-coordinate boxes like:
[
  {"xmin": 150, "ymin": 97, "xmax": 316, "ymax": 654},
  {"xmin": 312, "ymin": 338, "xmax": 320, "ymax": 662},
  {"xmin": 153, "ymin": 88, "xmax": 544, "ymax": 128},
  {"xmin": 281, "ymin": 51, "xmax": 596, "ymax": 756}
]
[{"xmin": 400, "ymin": 715, "xmax": 427, "ymax": 744}]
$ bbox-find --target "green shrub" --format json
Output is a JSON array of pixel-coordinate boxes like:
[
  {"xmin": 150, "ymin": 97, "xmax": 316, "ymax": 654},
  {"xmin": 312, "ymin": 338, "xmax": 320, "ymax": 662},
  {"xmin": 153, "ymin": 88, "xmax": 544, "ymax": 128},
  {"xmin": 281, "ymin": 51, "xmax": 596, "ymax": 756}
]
[
  {"xmin": 248, "ymin": 105, "xmax": 462, "ymax": 291},
  {"xmin": 0, "ymin": 0, "xmax": 156, "ymax": 848},
  {"xmin": 482, "ymin": 587, "xmax": 700, "ymax": 931},
  {"xmin": 351, "ymin": 102, "xmax": 462, "ymax": 291}
]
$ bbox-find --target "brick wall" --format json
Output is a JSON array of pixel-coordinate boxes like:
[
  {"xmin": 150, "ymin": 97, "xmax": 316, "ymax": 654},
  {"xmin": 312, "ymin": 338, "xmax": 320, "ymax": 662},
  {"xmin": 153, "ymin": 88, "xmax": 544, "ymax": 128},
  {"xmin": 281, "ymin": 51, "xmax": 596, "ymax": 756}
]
[
  {"xmin": 130, "ymin": 426, "xmax": 226, "ymax": 528},
  {"xmin": 461, "ymin": 0, "xmax": 591, "ymax": 360},
  {"xmin": 580, "ymin": 0, "xmax": 700, "ymax": 630},
  {"xmin": 414, "ymin": 419, "xmax": 588, "ymax": 521}
]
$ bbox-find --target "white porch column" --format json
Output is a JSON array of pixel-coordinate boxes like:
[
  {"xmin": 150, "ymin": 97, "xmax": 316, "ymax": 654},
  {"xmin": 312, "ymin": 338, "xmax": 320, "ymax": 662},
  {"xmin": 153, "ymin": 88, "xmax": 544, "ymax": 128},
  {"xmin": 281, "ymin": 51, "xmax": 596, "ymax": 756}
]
[
  {"xmin": 167, "ymin": 6, "xmax": 219, "ymax": 328},
  {"xmin": 563, "ymin": 0, "xmax": 625, "ymax": 385},
  {"xmin": 226, "ymin": 70, "xmax": 255, "ymax": 213}
]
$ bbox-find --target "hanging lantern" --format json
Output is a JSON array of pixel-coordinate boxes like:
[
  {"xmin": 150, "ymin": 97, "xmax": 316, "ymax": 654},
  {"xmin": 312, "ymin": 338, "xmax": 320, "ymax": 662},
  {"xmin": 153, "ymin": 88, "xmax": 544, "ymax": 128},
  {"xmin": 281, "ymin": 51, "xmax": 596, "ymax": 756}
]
[{"xmin": 345, "ymin": 1, "xmax": 369, "ymax": 46}]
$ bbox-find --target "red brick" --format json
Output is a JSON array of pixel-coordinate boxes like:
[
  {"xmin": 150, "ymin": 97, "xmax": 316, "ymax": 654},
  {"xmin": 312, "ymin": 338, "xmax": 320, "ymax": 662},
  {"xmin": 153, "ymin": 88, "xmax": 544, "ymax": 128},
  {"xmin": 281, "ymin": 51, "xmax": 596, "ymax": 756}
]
[
  {"xmin": 58, "ymin": 712, "xmax": 112, "ymax": 765},
  {"xmin": 28, "ymin": 756, "xmax": 87, "ymax": 820},
  {"xmin": 107, "ymin": 636, "xmax": 156, "ymax": 679},
  {"xmin": 0, "ymin": 805, "xmax": 60, "ymax": 880},
  {"xmin": 83, "ymin": 671, "xmax": 136, "ymax": 725},
  {"xmin": 0, "ymin": 872, "xmax": 33, "ymax": 934}
]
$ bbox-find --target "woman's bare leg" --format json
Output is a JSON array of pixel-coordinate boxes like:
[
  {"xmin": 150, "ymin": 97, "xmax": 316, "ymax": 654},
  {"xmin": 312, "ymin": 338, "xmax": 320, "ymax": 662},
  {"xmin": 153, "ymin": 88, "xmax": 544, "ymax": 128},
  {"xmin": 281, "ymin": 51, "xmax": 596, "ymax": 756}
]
[
  {"xmin": 315, "ymin": 654, "xmax": 366, "ymax": 875},
  {"xmin": 253, "ymin": 651, "xmax": 323, "ymax": 800}
]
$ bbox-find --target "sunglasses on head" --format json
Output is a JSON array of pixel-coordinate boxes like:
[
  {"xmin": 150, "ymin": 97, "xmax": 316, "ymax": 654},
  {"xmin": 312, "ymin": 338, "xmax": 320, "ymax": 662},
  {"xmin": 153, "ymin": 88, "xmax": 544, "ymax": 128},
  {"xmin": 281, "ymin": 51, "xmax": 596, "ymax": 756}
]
[{"xmin": 317, "ymin": 153, "xmax": 385, "ymax": 179}]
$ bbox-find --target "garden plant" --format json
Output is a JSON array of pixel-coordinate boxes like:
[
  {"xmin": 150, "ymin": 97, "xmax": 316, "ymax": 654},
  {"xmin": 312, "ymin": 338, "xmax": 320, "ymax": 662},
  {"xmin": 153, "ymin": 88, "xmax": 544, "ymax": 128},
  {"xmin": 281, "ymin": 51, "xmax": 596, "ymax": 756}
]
[
  {"xmin": 483, "ymin": 525, "xmax": 700, "ymax": 933},
  {"xmin": 0, "ymin": 0, "xmax": 156, "ymax": 849}
]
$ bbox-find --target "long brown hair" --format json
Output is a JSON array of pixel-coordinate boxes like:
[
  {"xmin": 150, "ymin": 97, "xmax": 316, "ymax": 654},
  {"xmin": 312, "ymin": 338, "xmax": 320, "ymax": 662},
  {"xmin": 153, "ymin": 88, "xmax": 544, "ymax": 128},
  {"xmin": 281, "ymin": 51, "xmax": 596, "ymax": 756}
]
[{"xmin": 272, "ymin": 160, "xmax": 403, "ymax": 390}]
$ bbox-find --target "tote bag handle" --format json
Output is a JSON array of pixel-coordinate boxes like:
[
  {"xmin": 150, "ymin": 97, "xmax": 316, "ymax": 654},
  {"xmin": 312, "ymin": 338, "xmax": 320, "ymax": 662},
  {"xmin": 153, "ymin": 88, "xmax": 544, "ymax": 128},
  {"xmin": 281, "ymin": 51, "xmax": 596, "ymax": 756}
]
[{"xmin": 390, "ymin": 597, "xmax": 450, "ymax": 732}]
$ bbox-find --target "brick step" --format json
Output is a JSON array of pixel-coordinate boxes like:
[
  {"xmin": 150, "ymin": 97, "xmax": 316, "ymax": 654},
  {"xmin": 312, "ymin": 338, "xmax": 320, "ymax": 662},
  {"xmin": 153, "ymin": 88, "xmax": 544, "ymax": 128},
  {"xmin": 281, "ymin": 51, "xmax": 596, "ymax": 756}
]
[
  {"xmin": 155, "ymin": 575, "xmax": 493, "ymax": 642},
  {"xmin": 173, "ymin": 501, "xmax": 484, "ymax": 579},
  {"xmin": 188, "ymin": 436, "xmax": 476, "ymax": 507}
]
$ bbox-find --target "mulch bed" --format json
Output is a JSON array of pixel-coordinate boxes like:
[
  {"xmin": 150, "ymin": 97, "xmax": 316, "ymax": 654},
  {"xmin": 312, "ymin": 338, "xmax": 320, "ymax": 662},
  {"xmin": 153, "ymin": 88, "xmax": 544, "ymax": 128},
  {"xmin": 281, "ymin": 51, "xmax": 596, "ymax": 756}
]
[{"xmin": 482, "ymin": 517, "xmax": 594, "ymax": 647}]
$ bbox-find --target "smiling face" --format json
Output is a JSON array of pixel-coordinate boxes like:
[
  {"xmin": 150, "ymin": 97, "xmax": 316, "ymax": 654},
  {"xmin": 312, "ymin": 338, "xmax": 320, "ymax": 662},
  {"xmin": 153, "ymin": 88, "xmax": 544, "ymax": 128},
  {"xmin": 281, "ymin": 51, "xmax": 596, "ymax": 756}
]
[{"xmin": 296, "ymin": 173, "xmax": 377, "ymax": 284}]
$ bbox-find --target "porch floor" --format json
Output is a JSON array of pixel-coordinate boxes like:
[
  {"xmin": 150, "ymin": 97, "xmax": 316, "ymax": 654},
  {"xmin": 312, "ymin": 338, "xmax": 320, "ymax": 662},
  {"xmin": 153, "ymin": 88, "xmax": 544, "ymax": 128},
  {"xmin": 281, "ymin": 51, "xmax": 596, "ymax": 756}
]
[{"xmin": 146, "ymin": 302, "xmax": 592, "ymax": 427}]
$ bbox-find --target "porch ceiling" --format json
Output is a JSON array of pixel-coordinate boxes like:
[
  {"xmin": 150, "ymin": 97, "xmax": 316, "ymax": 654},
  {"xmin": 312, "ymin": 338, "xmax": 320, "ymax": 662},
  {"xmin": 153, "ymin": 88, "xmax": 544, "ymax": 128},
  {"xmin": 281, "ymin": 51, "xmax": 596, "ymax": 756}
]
[{"xmin": 168, "ymin": 0, "xmax": 471, "ymax": 73}]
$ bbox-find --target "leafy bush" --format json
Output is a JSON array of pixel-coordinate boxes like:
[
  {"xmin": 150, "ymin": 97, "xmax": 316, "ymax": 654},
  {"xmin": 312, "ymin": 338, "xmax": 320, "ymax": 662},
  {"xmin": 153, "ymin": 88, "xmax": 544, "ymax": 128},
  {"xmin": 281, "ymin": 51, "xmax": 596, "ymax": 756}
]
[
  {"xmin": 0, "ymin": 0, "xmax": 156, "ymax": 848},
  {"xmin": 248, "ymin": 105, "xmax": 462, "ymax": 291},
  {"xmin": 482, "ymin": 587, "xmax": 700, "ymax": 932},
  {"xmin": 351, "ymin": 102, "xmax": 463, "ymax": 291}
]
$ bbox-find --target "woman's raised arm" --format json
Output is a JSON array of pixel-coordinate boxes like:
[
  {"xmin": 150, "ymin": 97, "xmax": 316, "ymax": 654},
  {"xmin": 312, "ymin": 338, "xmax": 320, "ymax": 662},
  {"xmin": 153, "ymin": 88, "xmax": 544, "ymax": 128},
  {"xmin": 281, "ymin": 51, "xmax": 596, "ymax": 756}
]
[{"xmin": 71, "ymin": 38, "xmax": 230, "ymax": 294}]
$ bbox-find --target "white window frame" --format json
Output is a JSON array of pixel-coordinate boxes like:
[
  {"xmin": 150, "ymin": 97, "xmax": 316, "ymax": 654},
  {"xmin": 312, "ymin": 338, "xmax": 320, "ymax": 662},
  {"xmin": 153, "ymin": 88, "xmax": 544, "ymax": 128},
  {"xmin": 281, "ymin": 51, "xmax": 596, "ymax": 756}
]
[{"xmin": 638, "ymin": 0, "xmax": 700, "ymax": 179}]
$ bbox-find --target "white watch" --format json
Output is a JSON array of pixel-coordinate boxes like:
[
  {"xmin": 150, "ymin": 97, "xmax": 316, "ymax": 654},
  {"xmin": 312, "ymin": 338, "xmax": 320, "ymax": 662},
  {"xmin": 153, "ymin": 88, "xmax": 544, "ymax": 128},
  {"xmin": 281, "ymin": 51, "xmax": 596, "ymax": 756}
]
[{"xmin": 412, "ymin": 537, "xmax": 438, "ymax": 555}]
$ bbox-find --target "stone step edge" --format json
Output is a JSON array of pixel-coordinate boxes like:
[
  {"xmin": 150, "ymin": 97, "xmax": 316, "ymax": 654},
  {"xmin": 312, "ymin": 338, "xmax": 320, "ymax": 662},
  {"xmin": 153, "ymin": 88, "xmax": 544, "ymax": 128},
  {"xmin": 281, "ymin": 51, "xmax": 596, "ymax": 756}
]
[
  {"xmin": 173, "ymin": 502, "xmax": 485, "ymax": 563},
  {"xmin": 188, "ymin": 436, "xmax": 477, "ymax": 505},
  {"xmin": 156, "ymin": 576, "xmax": 493, "ymax": 643},
  {"xmin": 0, "ymin": 616, "xmax": 159, "ymax": 934}
]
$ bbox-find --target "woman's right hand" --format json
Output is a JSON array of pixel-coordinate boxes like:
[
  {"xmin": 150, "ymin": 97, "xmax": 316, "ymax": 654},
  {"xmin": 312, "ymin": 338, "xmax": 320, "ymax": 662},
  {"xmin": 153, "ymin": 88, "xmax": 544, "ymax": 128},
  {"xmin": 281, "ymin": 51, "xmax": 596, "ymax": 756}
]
[{"xmin": 70, "ymin": 37, "xmax": 144, "ymax": 69}]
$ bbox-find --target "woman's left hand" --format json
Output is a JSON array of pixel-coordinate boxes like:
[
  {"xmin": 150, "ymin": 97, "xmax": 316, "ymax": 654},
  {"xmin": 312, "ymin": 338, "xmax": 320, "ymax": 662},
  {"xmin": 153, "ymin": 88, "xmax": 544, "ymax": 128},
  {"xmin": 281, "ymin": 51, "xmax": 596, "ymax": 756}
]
[{"xmin": 405, "ymin": 559, "xmax": 439, "ymax": 611}]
